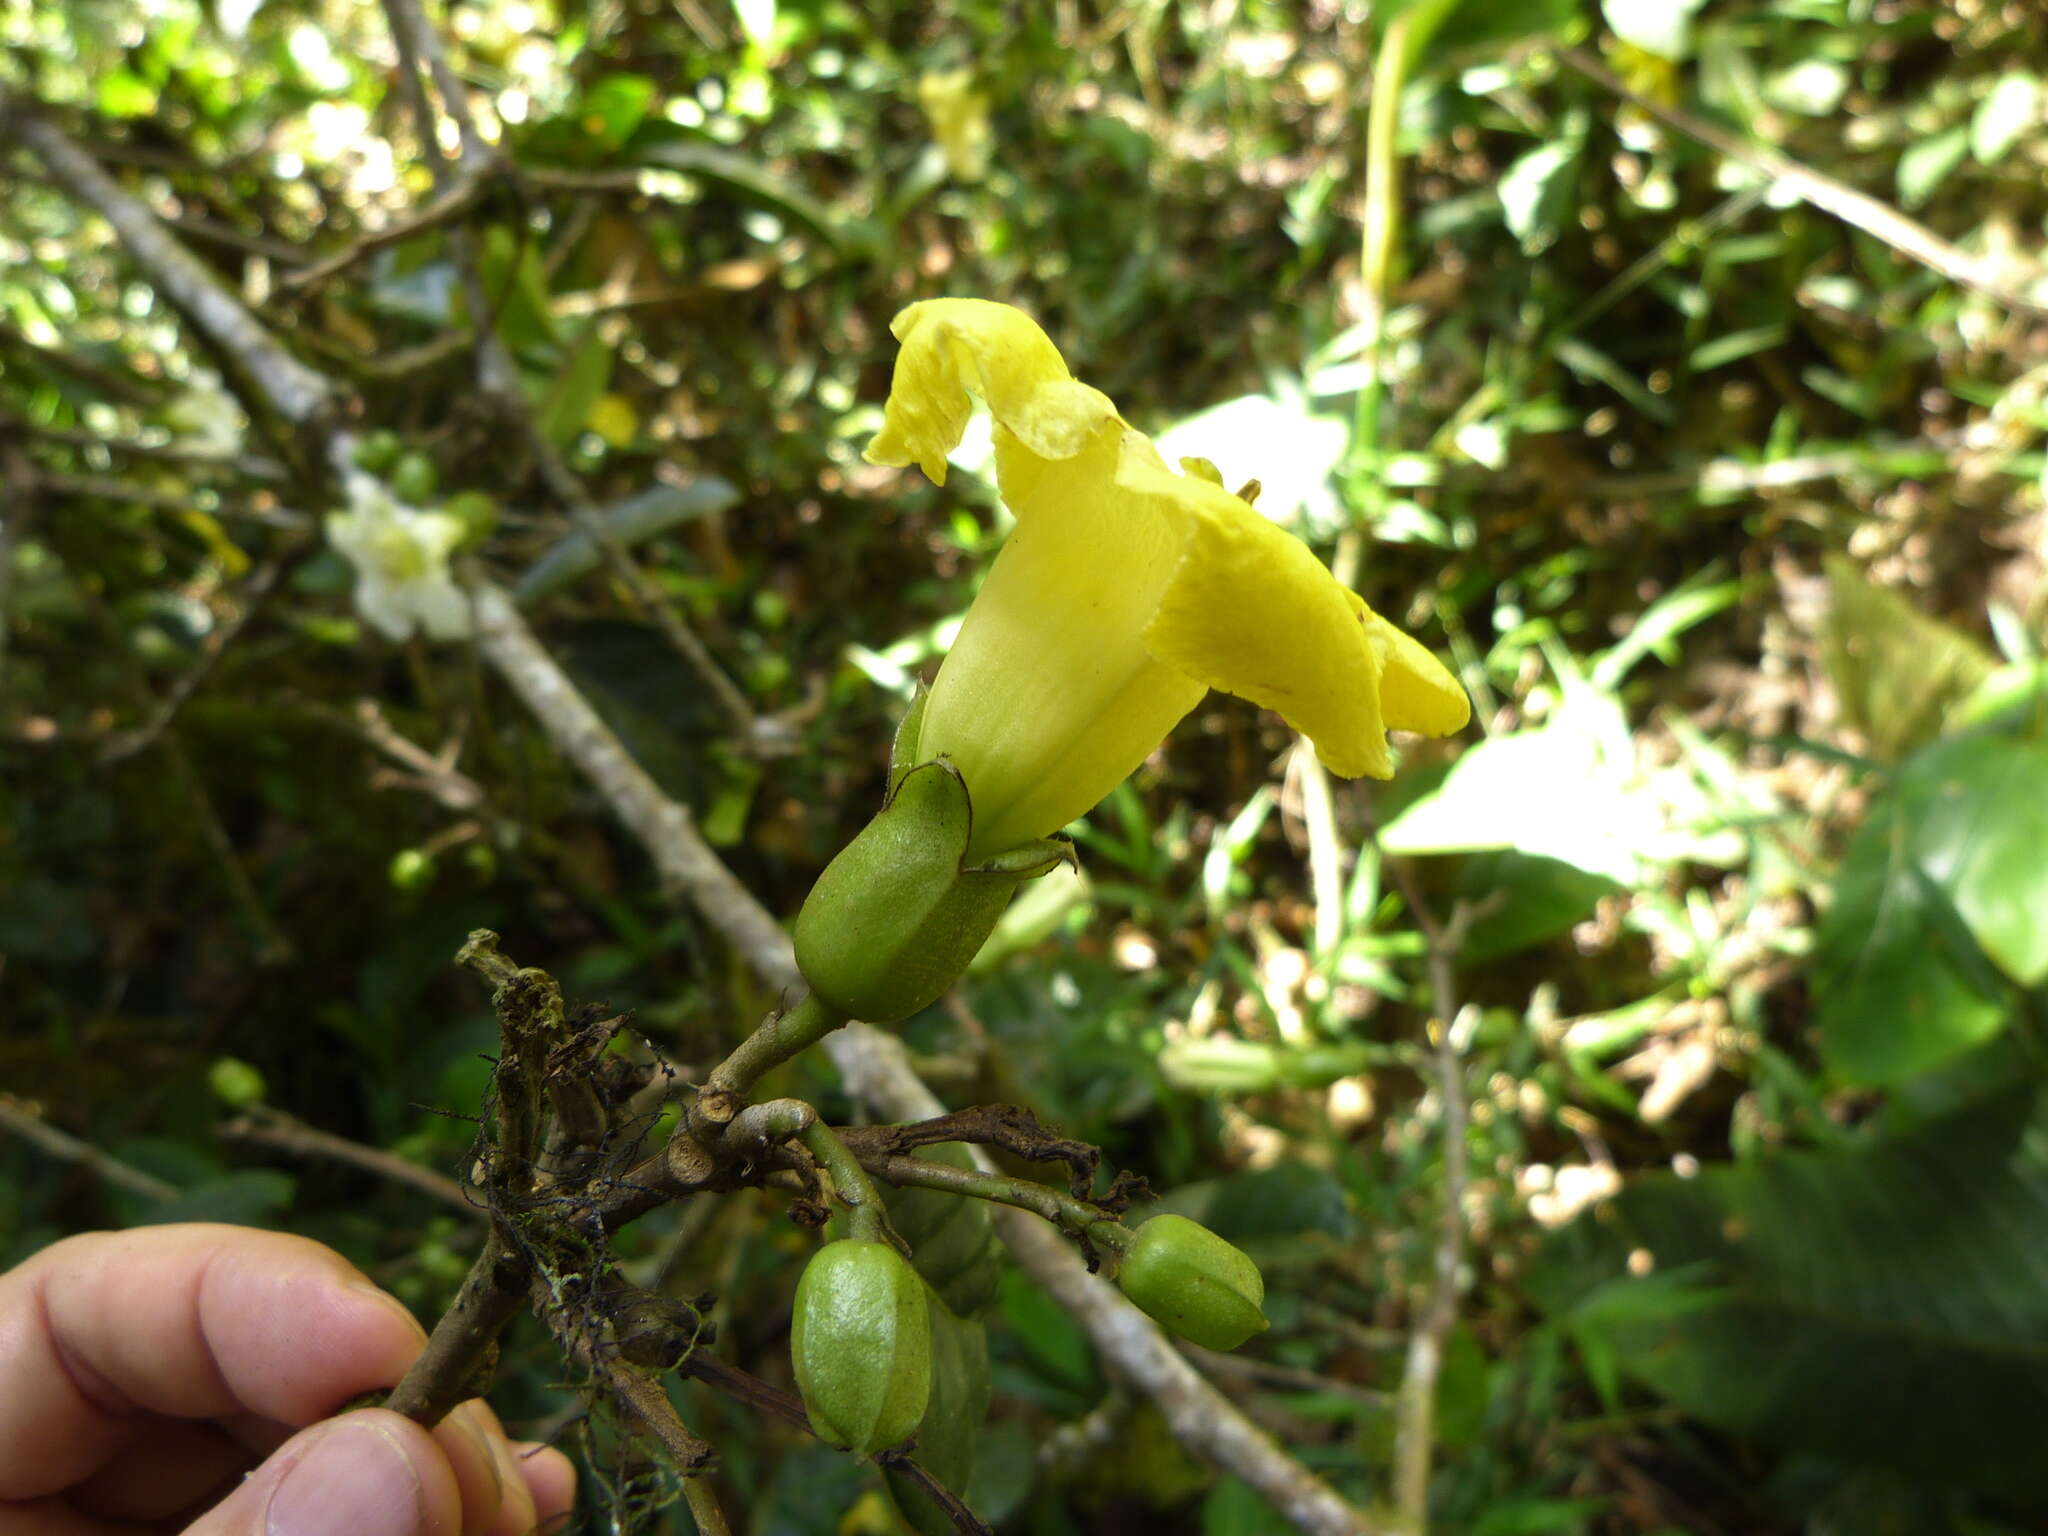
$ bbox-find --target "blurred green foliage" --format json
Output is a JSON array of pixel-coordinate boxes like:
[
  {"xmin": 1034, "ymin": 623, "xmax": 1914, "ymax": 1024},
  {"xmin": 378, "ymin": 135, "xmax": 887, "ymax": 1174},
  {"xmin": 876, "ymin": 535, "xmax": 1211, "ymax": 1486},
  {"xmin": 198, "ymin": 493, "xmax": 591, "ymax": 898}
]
[{"xmin": 5, "ymin": 0, "xmax": 2048, "ymax": 1532}]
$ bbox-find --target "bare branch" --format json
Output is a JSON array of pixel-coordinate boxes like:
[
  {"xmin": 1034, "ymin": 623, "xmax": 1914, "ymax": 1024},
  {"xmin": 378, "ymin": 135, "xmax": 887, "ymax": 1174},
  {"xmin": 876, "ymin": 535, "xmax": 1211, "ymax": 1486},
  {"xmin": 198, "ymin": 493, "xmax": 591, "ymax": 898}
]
[
  {"xmin": 282, "ymin": 171, "xmax": 493, "ymax": 292},
  {"xmin": 221, "ymin": 1106, "xmax": 479, "ymax": 1218},
  {"xmin": 1554, "ymin": 44, "xmax": 2048, "ymax": 319},
  {"xmin": 470, "ymin": 584, "xmax": 801, "ymax": 989},
  {"xmin": 0, "ymin": 1093, "xmax": 180, "ymax": 1202},
  {"xmin": 2, "ymin": 88, "xmax": 336, "ymax": 424}
]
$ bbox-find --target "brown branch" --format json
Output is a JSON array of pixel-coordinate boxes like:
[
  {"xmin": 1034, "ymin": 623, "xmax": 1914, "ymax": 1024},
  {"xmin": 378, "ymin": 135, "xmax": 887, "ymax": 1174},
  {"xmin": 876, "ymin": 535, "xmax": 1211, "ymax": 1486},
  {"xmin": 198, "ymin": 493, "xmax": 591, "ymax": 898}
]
[
  {"xmin": 385, "ymin": 1229, "xmax": 531, "ymax": 1424},
  {"xmin": 1554, "ymin": 44, "xmax": 2048, "ymax": 319},
  {"xmin": 221, "ymin": 1106, "xmax": 479, "ymax": 1218},
  {"xmin": 0, "ymin": 1093, "xmax": 180, "ymax": 1202}
]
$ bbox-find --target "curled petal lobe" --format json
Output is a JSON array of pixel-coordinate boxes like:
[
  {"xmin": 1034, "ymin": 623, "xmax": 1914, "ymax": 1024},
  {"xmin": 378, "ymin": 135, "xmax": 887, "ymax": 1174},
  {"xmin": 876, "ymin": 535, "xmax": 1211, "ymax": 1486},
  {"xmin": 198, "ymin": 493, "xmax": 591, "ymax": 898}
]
[
  {"xmin": 1361, "ymin": 604, "xmax": 1472, "ymax": 737},
  {"xmin": 865, "ymin": 299, "xmax": 1117, "ymax": 484}
]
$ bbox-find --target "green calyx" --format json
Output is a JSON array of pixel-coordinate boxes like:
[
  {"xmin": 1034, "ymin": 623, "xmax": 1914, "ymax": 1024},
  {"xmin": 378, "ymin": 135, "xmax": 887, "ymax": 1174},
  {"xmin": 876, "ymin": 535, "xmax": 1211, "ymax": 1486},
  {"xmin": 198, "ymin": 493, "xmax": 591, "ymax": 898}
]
[
  {"xmin": 1115, "ymin": 1214, "xmax": 1269, "ymax": 1351},
  {"xmin": 790, "ymin": 1239, "xmax": 933, "ymax": 1457},
  {"xmin": 884, "ymin": 1286, "xmax": 992, "ymax": 1534},
  {"xmin": 794, "ymin": 751, "xmax": 1072, "ymax": 1024}
]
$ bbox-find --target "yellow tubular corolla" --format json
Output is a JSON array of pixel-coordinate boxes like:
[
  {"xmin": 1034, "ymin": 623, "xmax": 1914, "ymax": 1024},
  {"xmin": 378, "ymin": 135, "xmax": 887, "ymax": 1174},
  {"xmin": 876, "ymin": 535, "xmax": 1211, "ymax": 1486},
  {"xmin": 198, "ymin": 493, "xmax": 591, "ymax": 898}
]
[{"xmin": 866, "ymin": 298, "xmax": 1470, "ymax": 859}]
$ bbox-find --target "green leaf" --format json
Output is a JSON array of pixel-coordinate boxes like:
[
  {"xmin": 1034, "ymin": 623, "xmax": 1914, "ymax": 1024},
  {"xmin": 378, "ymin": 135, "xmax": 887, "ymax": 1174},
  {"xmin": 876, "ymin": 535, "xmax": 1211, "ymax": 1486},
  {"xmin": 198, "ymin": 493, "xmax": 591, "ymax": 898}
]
[
  {"xmin": 1455, "ymin": 850, "xmax": 1619, "ymax": 961},
  {"xmin": 1204, "ymin": 1162, "xmax": 1356, "ymax": 1243},
  {"xmin": 1813, "ymin": 797, "xmax": 2009, "ymax": 1086},
  {"xmin": 1499, "ymin": 136, "xmax": 1582, "ymax": 250},
  {"xmin": 1818, "ymin": 556, "xmax": 1996, "ymax": 762},
  {"xmin": 574, "ymin": 73, "xmax": 658, "ymax": 153},
  {"xmin": 513, "ymin": 479, "xmax": 740, "ymax": 603},
  {"xmin": 1540, "ymin": 1085, "xmax": 2048, "ymax": 1498},
  {"xmin": 1896, "ymin": 125, "xmax": 1970, "ymax": 210},
  {"xmin": 635, "ymin": 139, "xmax": 881, "ymax": 258},
  {"xmin": 1972, "ymin": 72, "xmax": 2042, "ymax": 165},
  {"xmin": 1897, "ymin": 731, "xmax": 2048, "ymax": 986},
  {"xmin": 537, "ymin": 322, "xmax": 613, "ymax": 449}
]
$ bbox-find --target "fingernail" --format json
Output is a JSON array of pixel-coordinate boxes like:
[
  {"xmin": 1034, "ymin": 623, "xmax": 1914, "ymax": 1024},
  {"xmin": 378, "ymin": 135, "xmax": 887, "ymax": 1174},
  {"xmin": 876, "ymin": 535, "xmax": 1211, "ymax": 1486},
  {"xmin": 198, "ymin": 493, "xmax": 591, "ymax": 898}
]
[
  {"xmin": 347, "ymin": 1280, "xmax": 431, "ymax": 1345},
  {"xmin": 267, "ymin": 1417, "xmax": 427, "ymax": 1536}
]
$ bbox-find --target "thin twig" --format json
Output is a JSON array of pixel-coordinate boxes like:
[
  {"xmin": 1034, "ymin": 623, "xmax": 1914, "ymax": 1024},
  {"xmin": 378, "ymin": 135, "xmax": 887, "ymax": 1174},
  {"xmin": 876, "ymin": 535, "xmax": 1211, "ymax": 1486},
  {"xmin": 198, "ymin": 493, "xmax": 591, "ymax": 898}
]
[
  {"xmin": 0, "ymin": 1094, "xmax": 181, "ymax": 1202},
  {"xmin": 1554, "ymin": 44, "xmax": 2048, "ymax": 318},
  {"xmin": 101, "ymin": 551, "xmax": 295, "ymax": 764},
  {"xmin": 1361, "ymin": 806, "xmax": 1483, "ymax": 1536},
  {"xmin": 8, "ymin": 420, "xmax": 288, "ymax": 481},
  {"xmin": 282, "ymin": 171, "xmax": 493, "ymax": 291},
  {"xmin": 221, "ymin": 1106, "xmax": 479, "ymax": 1217}
]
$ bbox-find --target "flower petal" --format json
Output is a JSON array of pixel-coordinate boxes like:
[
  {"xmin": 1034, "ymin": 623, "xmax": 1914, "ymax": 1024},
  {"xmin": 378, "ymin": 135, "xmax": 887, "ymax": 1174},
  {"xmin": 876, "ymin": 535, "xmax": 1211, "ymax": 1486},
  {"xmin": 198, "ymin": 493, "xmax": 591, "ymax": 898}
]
[
  {"xmin": 865, "ymin": 299, "xmax": 1117, "ymax": 485},
  {"xmin": 1122, "ymin": 440, "xmax": 1462, "ymax": 779},
  {"xmin": 920, "ymin": 421, "xmax": 1203, "ymax": 857},
  {"xmin": 1362, "ymin": 606, "xmax": 1471, "ymax": 737}
]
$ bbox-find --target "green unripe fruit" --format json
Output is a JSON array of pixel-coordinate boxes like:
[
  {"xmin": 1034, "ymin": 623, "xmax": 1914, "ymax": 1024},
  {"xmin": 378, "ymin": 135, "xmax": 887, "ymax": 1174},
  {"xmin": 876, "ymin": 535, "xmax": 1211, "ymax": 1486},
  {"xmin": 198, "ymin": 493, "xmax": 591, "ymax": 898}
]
[
  {"xmin": 441, "ymin": 490, "xmax": 500, "ymax": 547},
  {"xmin": 885, "ymin": 1289, "xmax": 991, "ymax": 1535},
  {"xmin": 207, "ymin": 1056, "xmax": 267, "ymax": 1108},
  {"xmin": 790, "ymin": 1239, "xmax": 932, "ymax": 1456},
  {"xmin": 1116, "ymin": 1215, "xmax": 1268, "ymax": 1351},
  {"xmin": 795, "ymin": 760, "xmax": 1070, "ymax": 1023},
  {"xmin": 389, "ymin": 450, "xmax": 438, "ymax": 503},
  {"xmin": 389, "ymin": 848, "xmax": 435, "ymax": 890},
  {"xmin": 353, "ymin": 430, "xmax": 403, "ymax": 473}
]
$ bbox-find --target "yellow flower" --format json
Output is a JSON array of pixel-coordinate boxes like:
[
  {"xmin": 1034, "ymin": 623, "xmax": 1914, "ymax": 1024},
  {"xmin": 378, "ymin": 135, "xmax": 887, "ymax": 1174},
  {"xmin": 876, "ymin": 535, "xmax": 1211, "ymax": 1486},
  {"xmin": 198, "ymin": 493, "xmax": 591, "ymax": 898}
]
[{"xmin": 866, "ymin": 299, "xmax": 1469, "ymax": 859}]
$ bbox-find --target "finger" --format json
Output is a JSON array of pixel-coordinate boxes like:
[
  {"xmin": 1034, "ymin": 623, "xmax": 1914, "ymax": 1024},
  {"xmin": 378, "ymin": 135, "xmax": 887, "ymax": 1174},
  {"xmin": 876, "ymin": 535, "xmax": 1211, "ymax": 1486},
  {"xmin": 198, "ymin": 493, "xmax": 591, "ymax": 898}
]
[
  {"xmin": 511, "ymin": 1442, "xmax": 577, "ymax": 1531},
  {"xmin": 452, "ymin": 1401, "xmax": 545, "ymax": 1536},
  {"xmin": 0, "ymin": 1497, "xmax": 129, "ymax": 1536},
  {"xmin": 428, "ymin": 1409, "xmax": 512, "ymax": 1536},
  {"xmin": 0, "ymin": 1224, "xmax": 428, "ymax": 1499},
  {"xmin": 65, "ymin": 1418, "xmax": 250, "ymax": 1522},
  {"xmin": 184, "ymin": 1408, "xmax": 460, "ymax": 1536}
]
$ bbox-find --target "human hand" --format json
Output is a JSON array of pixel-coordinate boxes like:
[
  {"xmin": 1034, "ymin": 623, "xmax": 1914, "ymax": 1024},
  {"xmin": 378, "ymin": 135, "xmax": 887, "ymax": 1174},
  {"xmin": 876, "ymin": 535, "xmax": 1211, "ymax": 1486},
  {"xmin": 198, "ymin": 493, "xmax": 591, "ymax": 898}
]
[{"xmin": 0, "ymin": 1223, "xmax": 575, "ymax": 1535}]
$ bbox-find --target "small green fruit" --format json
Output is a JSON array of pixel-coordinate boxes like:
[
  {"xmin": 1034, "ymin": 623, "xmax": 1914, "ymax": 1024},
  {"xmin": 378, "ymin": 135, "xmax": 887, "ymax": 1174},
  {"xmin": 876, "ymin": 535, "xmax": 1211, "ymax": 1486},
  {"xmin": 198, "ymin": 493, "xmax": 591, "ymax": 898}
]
[
  {"xmin": 388, "ymin": 848, "xmax": 435, "ymax": 890},
  {"xmin": 1116, "ymin": 1214, "xmax": 1268, "ymax": 1351},
  {"xmin": 791, "ymin": 1240, "xmax": 932, "ymax": 1456},
  {"xmin": 389, "ymin": 450, "xmax": 438, "ymax": 503},
  {"xmin": 441, "ymin": 490, "xmax": 500, "ymax": 546},
  {"xmin": 207, "ymin": 1056, "xmax": 267, "ymax": 1108},
  {"xmin": 353, "ymin": 430, "xmax": 403, "ymax": 473}
]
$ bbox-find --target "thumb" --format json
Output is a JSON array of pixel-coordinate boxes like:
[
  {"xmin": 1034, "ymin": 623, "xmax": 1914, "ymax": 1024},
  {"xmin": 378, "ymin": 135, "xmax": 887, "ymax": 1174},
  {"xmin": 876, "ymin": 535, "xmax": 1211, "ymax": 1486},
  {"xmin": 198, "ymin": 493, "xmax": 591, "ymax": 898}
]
[{"xmin": 187, "ymin": 1409, "xmax": 459, "ymax": 1536}]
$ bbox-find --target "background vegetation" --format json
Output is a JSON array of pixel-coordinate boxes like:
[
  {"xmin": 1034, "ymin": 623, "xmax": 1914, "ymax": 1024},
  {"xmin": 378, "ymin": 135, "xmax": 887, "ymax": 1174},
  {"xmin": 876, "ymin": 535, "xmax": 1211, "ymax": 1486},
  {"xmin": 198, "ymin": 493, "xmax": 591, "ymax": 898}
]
[{"xmin": 4, "ymin": 0, "xmax": 2047, "ymax": 1532}]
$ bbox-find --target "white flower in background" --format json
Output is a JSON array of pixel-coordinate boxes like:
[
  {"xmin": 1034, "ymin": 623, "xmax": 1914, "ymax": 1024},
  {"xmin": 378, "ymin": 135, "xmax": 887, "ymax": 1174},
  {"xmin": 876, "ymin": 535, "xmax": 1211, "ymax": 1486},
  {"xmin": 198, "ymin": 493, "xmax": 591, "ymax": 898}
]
[
  {"xmin": 325, "ymin": 471, "xmax": 473, "ymax": 641},
  {"xmin": 164, "ymin": 369, "xmax": 246, "ymax": 459}
]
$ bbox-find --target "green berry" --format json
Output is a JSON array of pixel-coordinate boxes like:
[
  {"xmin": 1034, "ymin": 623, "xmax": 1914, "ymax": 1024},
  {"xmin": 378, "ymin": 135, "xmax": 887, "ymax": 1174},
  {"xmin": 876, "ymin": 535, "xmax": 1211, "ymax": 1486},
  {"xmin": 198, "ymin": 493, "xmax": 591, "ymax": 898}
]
[
  {"xmin": 1116, "ymin": 1214, "xmax": 1268, "ymax": 1351},
  {"xmin": 790, "ymin": 1240, "xmax": 932, "ymax": 1456}
]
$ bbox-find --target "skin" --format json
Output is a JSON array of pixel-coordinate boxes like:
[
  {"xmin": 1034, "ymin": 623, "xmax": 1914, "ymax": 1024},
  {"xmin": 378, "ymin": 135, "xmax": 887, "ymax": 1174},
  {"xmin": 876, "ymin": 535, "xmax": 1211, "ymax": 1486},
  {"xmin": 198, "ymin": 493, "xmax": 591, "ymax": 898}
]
[{"xmin": 0, "ymin": 1224, "xmax": 575, "ymax": 1536}]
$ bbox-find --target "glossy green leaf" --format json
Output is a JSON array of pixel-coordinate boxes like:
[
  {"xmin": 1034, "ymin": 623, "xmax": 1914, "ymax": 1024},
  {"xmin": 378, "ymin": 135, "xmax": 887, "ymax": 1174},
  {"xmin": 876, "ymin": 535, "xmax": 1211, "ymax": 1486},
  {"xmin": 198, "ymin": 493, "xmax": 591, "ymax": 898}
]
[
  {"xmin": 1540, "ymin": 1085, "xmax": 2048, "ymax": 1498},
  {"xmin": 1898, "ymin": 732, "xmax": 2048, "ymax": 986},
  {"xmin": 1814, "ymin": 796, "xmax": 2008, "ymax": 1086}
]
